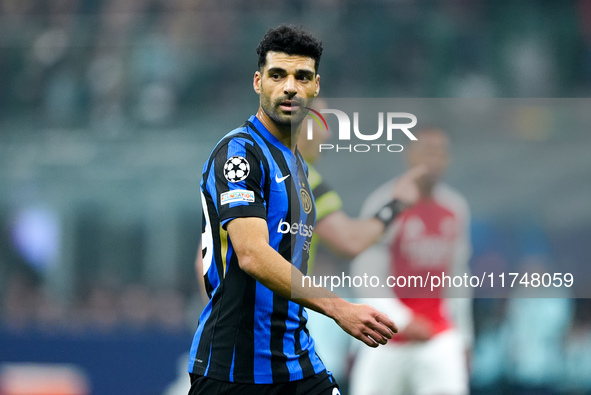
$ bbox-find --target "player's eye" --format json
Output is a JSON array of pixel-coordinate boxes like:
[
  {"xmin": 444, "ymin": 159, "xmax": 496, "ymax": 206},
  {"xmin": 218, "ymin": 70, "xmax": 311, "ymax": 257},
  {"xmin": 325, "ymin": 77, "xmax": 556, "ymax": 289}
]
[{"xmin": 271, "ymin": 73, "xmax": 282, "ymax": 80}]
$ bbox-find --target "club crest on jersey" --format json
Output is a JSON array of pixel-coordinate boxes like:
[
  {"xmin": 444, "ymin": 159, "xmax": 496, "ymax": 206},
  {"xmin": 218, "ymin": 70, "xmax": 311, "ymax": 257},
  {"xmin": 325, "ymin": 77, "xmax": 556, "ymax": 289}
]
[
  {"xmin": 300, "ymin": 188, "xmax": 313, "ymax": 214},
  {"xmin": 224, "ymin": 156, "xmax": 250, "ymax": 183}
]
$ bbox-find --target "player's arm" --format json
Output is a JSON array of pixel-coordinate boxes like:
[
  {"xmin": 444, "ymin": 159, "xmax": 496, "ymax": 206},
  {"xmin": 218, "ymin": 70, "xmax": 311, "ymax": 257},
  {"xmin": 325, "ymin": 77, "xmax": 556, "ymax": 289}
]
[
  {"xmin": 227, "ymin": 216, "xmax": 398, "ymax": 348},
  {"xmin": 315, "ymin": 165, "xmax": 427, "ymax": 258},
  {"xmin": 314, "ymin": 212, "xmax": 385, "ymax": 258}
]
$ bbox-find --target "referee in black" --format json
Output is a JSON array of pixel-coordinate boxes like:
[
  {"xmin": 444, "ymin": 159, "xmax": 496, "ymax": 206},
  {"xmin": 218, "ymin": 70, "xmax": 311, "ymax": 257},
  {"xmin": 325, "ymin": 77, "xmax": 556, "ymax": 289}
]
[{"xmin": 188, "ymin": 25, "xmax": 402, "ymax": 395}]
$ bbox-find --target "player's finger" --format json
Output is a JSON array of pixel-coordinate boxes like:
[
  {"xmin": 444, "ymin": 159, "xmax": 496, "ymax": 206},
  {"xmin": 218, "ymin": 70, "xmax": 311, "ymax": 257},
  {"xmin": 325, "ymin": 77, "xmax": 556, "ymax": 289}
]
[
  {"xmin": 375, "ymin": 313, "xmax": 398, "ymax": 334},
  {"xmin": 371, "ymin": 321, "xmax": 394, "ymax": 341},
  {"xmin": 361, "ymin": 333, "xmax": 379, "ymax": 348},
  {"xmin": 369, "ymin": 329, "xmax": 388, "ymax": 345}
]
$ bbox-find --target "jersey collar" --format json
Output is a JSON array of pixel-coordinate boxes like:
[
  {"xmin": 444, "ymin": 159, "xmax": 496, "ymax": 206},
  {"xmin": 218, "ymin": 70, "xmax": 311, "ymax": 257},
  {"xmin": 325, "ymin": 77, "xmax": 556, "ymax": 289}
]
[{"xmin": 249, "ymin": 115, "xmax": 294, "ymax": 157}]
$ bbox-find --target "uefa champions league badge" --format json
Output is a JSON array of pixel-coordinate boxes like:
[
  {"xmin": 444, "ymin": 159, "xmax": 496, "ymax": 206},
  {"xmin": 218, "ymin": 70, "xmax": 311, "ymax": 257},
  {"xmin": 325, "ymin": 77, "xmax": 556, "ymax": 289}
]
[{"xmin": 224, "ymin": 156, "xmax": 250, "ymax": 183}]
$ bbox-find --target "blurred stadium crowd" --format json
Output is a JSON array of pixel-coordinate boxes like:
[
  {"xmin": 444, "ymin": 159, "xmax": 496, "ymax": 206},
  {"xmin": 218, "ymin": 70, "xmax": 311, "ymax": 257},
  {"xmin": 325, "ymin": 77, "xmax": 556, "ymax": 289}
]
[
  {"xmin": 1, "ymin": 1, "xmax": 591, "ymax": 394},
  {"xmin": 2, "ymin": 273, "xmax": 192, "ymax": 334},
  {"xmin": 1, "ymin": 0, "xmax": 591, "ymax": 129}
]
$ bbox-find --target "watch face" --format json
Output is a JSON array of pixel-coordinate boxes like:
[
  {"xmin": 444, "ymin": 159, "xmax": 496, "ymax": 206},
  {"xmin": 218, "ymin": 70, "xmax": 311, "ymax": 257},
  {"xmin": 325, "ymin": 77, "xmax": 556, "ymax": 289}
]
[{"xmin": 379, "ymin": 206, "xmax": 393, "ymax": 221}]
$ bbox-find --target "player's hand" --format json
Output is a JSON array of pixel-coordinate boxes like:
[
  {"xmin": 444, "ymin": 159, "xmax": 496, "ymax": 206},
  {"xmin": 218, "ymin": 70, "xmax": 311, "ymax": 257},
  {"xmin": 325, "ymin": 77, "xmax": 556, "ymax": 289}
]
[
  {"xmin": 332, "ymin": 301, "xmax": 398, "ymax": 348},
  {"xmin": 398, "ymin": 315, "xmax": 434, "ymax": 341},
  {"xmin": 391, "ymin": 164, "xmax": 428, "ymax": 206}
]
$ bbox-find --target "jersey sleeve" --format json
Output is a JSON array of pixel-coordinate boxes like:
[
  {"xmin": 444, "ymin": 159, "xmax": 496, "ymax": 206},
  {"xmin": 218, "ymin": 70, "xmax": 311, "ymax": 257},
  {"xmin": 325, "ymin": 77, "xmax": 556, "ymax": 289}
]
[{"xmin": 205, "ymin": 137, "xmax": 267, "ymax": 229}]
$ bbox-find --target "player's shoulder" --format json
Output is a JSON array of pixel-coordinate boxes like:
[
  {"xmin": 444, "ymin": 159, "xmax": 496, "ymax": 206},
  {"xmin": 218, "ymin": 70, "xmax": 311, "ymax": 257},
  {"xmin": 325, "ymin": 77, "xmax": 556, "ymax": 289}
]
[
  {"xmin": 434, "ymin": 183, "xmax": 470, "ymax": 216},
  {"xmin": 207, "ymin": 124, "xmax": 263, "ymax": 160},
  {"xmin": 215, "ymin": 125, "xmax": 256, "ymax": 149},
  {"xmin": 201, "ymin": 123, "xmax": 265, "ymax": 176}
]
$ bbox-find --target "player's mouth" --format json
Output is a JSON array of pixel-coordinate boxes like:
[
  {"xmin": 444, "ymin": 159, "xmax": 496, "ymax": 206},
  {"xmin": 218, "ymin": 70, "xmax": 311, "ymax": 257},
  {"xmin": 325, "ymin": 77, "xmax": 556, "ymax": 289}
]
[{"xmin": 279, "ymin": 100, "xmax": 300, "ymax": 112}]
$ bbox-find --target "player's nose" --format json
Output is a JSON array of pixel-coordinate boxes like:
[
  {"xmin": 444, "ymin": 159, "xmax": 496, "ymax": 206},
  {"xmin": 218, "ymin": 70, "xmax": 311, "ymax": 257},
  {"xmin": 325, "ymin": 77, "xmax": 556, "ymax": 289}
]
[{"xmin": 283, "ymin": 76, "xmax": 296, "ymax": 95}]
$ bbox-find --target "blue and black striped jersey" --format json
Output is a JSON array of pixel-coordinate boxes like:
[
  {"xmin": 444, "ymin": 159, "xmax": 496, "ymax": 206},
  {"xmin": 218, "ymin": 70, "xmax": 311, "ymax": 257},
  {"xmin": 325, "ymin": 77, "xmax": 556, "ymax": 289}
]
[{"xmin": 189, "ymin": 115, "xmax": 325, "ymax": 384}]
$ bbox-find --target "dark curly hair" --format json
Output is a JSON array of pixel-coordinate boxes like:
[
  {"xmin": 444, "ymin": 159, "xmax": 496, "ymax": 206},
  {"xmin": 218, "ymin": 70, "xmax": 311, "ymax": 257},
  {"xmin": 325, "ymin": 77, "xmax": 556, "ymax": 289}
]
[{"xmin": 256, "ymin": 25, "xmax": 323, "ymax": 73}]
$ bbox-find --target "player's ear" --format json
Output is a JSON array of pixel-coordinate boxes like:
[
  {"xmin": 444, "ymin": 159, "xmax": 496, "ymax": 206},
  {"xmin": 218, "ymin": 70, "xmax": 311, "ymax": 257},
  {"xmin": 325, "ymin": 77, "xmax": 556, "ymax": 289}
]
[
  {"xmin": 253, "ymin": 71, "xmax": 261, "ymax": 95},
  {"xmin": 314, "ymin": 74, "xmax": 320, "ymax": 97}
]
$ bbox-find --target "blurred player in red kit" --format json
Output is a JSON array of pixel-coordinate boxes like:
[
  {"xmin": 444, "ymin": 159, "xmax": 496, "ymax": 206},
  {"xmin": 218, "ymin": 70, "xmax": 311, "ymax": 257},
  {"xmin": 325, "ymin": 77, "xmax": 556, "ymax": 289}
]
[{"xmin": 350, "ymin": 128, "xmax": 473, "ymax": 395}]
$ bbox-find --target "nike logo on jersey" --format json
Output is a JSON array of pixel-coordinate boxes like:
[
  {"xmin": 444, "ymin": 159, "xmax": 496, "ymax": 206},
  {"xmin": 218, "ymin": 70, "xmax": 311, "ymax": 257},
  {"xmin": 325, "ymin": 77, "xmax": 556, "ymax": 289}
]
[{"xmin": 275, "ymin": 174, "xmax": 290, "ymax": 183}]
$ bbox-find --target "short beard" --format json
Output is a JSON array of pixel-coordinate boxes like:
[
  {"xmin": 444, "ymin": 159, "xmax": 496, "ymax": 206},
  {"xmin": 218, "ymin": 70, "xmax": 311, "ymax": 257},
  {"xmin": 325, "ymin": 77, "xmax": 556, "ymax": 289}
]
[{"xmin": 260, "ymin": 90, "xmax": 311, "ymax": 129}]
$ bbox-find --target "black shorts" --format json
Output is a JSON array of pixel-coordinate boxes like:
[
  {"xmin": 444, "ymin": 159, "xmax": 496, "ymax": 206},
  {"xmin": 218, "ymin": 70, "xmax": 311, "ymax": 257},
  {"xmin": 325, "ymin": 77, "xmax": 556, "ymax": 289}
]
[{"xmin": 188, "ymin": 370, "xmax": 340, "ymax": 395}]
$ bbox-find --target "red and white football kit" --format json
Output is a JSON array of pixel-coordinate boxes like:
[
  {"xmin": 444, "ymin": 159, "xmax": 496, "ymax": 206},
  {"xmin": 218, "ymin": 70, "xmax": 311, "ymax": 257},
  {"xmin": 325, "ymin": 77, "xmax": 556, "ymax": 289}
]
[{"xmin": 350, "ymin": 180, "xmax": 472, "ymax": 395}]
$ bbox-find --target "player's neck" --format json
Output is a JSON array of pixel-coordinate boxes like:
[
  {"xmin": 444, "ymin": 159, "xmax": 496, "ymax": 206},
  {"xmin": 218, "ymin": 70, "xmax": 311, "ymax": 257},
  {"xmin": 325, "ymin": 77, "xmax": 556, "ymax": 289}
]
[
  {"xmin": 256, "ymin": 107, "xmax": 299, "ymax": 153},
  {"xmin": 419, "ymin": 183, "xmax": 435, "ymax": 199}
]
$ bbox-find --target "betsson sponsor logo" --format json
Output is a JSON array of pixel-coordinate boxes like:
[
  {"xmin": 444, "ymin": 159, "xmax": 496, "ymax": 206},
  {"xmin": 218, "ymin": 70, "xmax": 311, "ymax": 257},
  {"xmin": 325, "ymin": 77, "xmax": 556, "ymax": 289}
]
[
  {"xmin": 277, "ymin": 219, "xmax": 314, "ymax": 253},
  {"xmin": 277, "ymin": 219, "xmax": 314, "ymax": 237}
]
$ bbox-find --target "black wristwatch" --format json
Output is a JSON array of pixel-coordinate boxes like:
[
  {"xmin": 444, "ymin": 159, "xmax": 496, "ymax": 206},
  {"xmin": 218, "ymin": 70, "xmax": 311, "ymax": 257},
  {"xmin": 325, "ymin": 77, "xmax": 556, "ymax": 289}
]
[{"xmin": 374, "ymin": 199, "xmax": 405, "ymax": 227}]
